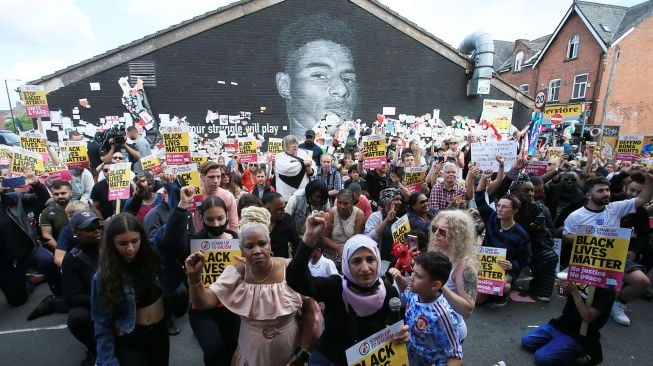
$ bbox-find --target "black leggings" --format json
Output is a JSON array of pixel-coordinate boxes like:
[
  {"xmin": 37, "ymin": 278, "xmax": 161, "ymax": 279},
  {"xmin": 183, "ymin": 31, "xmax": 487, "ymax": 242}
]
[
  {"xmin": 529, "ymin": 248, "xmax": 558, "ymax": 297},
  {"xmin": 116, "ymin": 320, "xmax": 169, "ymax": 366},
  {"xmin": 67, "ymin": 306, "xmax": 95, "ymax": 350},
  {"xmin": 188, "ymin": 307, "xmax": 240, "ymax": 366}
]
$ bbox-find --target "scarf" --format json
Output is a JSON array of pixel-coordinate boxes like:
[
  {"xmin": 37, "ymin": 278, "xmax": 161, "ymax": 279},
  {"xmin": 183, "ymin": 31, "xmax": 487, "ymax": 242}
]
[{"xmin": 341, "ymin": 235, "xmax": 387, "ymax": 317}]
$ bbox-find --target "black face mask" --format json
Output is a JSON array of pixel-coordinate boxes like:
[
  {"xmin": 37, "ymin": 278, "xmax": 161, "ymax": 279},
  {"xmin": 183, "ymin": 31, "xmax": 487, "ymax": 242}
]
[{"xmin": 204, "ymin": 221, "xmax": 228, "ymax": 237}]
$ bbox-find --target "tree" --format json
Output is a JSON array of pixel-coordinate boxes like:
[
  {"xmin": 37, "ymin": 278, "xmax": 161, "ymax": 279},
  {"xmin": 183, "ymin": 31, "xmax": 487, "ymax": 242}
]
[{"xmin": 3, "ymin": 113, "xmax": 35, "ymax": 132}]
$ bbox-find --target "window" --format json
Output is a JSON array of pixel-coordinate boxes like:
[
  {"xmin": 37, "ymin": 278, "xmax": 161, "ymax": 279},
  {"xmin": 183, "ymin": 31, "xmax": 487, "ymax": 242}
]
[
  {"xmin": 548, "ymin": 79, "xmax": 561, "ymax": 102},
  {"xmin": 567, "ymin": 35, "xmax": 579, "ymax": 60},
  {"xmin": 519, "ymin": 84, "xmax": 529, "ymax": 93},
  {"xmin": 129, "ymin": 61, "xmax": 156, "ymax": 87},
  {"xmin": 514, "ymin": 52, "xmax": 524, "ymax": 72},
  {"xmin": 572, "ymin": 74, "xmax": 588, "ymax": 99}
]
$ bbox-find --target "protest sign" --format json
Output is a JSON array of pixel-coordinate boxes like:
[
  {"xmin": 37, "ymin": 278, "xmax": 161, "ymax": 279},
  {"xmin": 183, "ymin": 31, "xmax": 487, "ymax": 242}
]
[
  {"xmin": 615, "ymin": 135, "xmax": 644, "ymax": 162},
  {"xmin": 190, "ymin": 239, "xmax": 241, "ymax": 286},
  {"xmin": 345, "ymin": 321, "xmax": 409, "ymax": 366},
  {"xmin": 191, "ymin": 153, "xmax": 210, "ymax": 170},
  {"xmin": 46, "ymin": 164, "xmax": 73, "ymax": 183},
  {"xmin": 165, "ymin": 164, "xmax": 203, "ymax": 211},
  {"xmin": 267, "ymin": 138, "xmax": 283, "ymax": 162},
  {"xmin": 10, "ymin": 147, "xmax": 45, "ymax": 175},
  {"xmin": 61, "ymin": 141, "xmax": 89, "ymax": 169},
  {"xmin": 471, "ymin": 141, "xmax": 518, "ymax": 171},
  {"xmin": 162, "ymin": 127, "xmax": 191, "ymax": 165},
  {"xmin": 567, "ymin": 225, "xmax": 631, "ymax": 291},
  {"xmin": 238, "ymin": 138, "xmax": 258, "ymax": 164},
  {"xmin": 523, "ymin": 161, "xmax": 548, "ymax": 176},
  {"xmin": 547, "ymin": 146, "xmax": 564, "ymax": 160},
  {"xmin": 20, "ymin": 132, "xmax": 49, "ymax": 163},
  {"xmin": 0, "ymin": 144, "xmax": 13, "ymax": 166},
  {"xmin": 362, "ymin": 135, "xmax": 387, "ymax": 169},
  {"xmin": 20, "ymin": 85, "xmax": 50, "ymax": 118},
  {"xmin": 140, "ymin": 155, "xmax": 163, "ymax": 175},
  {"xmin": 476, "ymin": 246, "xmax": 507, "ymax": 296},
  {"xmin": 391, "ymin": 214, "xmax": 411, "ymax": 244},
  {"xmin": 108, "ymin": 163, "xmax": 131, "ymax": 201},
  {"xmin": 403, "ymin": 166, "xmax": 426, "ymax": 193},
  {"xmin": 480, "ymin": 99, "xmax": 514, "ymax": 135}
]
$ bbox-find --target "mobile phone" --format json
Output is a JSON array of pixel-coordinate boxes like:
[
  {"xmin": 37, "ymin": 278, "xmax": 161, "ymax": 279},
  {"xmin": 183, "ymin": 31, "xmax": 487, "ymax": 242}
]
[
  {"xmin": 436, "ymin": 156, "xmax": 444, "ymax": 163},
  {"xmin": 407, "ymin": 235, "xmax": 418, "ymax": 250}
]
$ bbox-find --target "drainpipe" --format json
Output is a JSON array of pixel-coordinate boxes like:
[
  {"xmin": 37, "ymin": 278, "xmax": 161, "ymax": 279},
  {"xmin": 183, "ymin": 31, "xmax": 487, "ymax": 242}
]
[
  {"xmin": 459, "ymin": 31, "xmax": 495, "ymax": 96},
  {"xmin": 599, "ymin": 46, "xmax": 619, "ymax": 145}
]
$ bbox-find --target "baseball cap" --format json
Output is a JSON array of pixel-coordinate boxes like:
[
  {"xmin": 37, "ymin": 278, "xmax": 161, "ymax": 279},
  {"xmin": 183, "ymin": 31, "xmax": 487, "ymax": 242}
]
[
  {"xmin": 69, "ymin": 211, "xmax": 101, "ymax": 230},
  {"xmin": 305, "ymin": 129, "xmax": 316, "ymax": 137}
]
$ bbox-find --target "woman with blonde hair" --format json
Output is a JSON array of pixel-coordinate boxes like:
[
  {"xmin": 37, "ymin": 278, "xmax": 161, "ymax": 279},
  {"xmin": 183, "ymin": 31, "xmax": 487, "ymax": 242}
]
[{"xmin": 429, "ymin": 209, "xmax": 478, "ymax": 340}]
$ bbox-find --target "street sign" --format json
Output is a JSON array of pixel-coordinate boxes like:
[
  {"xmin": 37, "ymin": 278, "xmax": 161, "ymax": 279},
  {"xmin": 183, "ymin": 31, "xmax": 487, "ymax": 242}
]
[
  {"xmin": 551, "ymin": 113, "xmax": 563, "ymax": 125},
  {"xmin": 534, "ymin": 90, "xmax": 546, "ymax": 109}
]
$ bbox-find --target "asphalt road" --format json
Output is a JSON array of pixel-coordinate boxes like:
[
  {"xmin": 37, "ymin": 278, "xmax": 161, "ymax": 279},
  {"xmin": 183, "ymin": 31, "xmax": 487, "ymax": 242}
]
[{"xmin": 1, "ymin": 276, "xmax": 651, "ymax": 366}]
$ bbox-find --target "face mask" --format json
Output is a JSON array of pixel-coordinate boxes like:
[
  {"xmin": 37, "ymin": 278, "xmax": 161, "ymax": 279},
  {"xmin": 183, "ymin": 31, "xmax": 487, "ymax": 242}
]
[{"xmin": 204, "ymin": 221, "xmax": 228, "ymax": 237}]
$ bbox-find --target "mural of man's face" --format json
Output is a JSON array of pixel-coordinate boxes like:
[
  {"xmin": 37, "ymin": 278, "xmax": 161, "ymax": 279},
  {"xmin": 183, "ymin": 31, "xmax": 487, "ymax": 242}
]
[{"xmin": 277, "ymin": 40, "xmax": 358, "ymax": 137}]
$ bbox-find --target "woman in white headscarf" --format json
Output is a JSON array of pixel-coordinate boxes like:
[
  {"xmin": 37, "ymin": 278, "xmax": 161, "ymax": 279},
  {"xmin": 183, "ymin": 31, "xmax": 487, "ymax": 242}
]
[
  {"xmin": 287, "ymin": 213, "xmax": 409, "ymax": 365},
  {"xmin": 275, "ymin": 135, "xmax": 315, "ymax": 199}
]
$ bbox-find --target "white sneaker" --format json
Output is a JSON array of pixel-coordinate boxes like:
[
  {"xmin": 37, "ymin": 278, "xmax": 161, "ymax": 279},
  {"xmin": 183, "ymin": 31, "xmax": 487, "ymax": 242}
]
[{"xmin": 611, "ymin": 301, "xmax": 631, "ymax": 326}]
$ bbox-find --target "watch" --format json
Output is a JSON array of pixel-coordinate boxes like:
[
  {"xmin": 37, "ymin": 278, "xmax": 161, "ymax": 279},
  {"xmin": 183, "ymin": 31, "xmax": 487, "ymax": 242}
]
[{"xmin": 293, "ymin": 346, "xmax": 311, "ymax": 363}]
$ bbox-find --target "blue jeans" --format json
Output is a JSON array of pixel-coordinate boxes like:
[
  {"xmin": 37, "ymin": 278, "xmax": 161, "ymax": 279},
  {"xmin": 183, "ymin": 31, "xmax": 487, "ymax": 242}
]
[{"xmin": 521, "ymin": 323, "xmax": 585, "ymax": 366}]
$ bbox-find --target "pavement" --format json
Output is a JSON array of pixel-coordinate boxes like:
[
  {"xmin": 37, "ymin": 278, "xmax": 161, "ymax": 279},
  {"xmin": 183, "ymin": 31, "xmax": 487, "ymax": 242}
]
[{"xmin": 1, "ymin": 278, "xmax": 651, "ymax": 366}]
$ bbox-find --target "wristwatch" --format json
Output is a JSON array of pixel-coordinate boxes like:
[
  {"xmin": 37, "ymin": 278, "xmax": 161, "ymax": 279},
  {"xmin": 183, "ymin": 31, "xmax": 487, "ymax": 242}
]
[{"xmin": 293, "ymin": 346, "xmax": 311, "ymax": 363}]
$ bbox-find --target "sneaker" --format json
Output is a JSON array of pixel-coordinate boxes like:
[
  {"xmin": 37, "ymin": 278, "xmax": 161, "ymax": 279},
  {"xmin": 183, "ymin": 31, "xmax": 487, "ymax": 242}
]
[
  {"xmin": 27, "ymin": 294, "xmax": 55, "ymax": 321},
  {"xmin": 611, "ymin": 301, "xmax": 631, "ymax": 326},
  {"xmin": 80, "ymin": 349, "xmax": 96, "ymax": 366},
  {"xmin": 536, "ymin": 295, "xmax": 551, "ymax": 302},
  {"xmin": 488, "ymin": 296, "xmax": 509, "ymax": 308}
]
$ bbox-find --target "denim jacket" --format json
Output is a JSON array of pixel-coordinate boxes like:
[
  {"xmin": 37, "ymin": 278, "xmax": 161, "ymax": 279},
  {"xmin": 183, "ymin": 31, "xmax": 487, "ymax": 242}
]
[{"xmin": 90, "ymin": 273, "xmax": 137, "ymax": 366}]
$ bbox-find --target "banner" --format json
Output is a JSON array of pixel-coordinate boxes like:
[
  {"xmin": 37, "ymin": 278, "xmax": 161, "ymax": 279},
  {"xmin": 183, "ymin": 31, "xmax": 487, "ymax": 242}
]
[
  {"xmin": 164, "ymin": 163, "xmax": 203, "ymax": 211},
  {"xmin": 190, "ymin": 239, "xmax": 241, "ymax": 286},
  {"xmin": 403, "ymin": 166, "xmax": 426, "ymax": 193},
  {"xmin": 523, "ymin": 161, "xmax": 548, "ymax": 176},
  {"xmin": 345, "ymin": 321, "xmax": 409, "ymax": 366},
  {"xmin": 567, "ymin": 225, "xmax": 631, "ymax": 291},
  {"xmin": 162, "ymin": 127, "xmax": 191, "ymax": 165},
  {"xmin": 391, "ymin": 214, "xmax": 411, "ymax": 244},
  {"xmin": 19, "ymin": 132, "xmax": 49, "ymax": 163},
  {"xmin": 471, "ymin": 141, "xmax": 518, "ymax": 171},
  {"xmin": 61, "ymin": 141, "xmax": 89, "ymax": 169},
  {"xmin": 362, "ymin": 135, "xmax": 387, "ymax": 169},
  {"xmin": 46, "ymin": 164, "xmax": 73, "ymax": 183},
  {"xmin": 615, "ymin": 135, "xmax": 644, "ymax": 162},
  {"xmin": 476, "ymin": 246, "xmax": 507, "ymax": 296},
  {"xmin": 480, "ymin": 99, "xmax": 514, "ymax": 135},
  {"xmin": 108, "ymin": 163, "xmax": 131, "ymax": 201},
  {"xmin": 20, "ymin": 85, "xmax": 50, "ymax": 118},
  {"xmin": 10, "ymin": 147, "xmax": 45, "ymax": 175},
  {"xmin": 140, "ymin": 155, "xmax": 163, "ymax": 175},
  {"xmin": 238, "ymin": 138, "xmax": 258, "ymax": 164},
  {"xmin": 267, "ymin": 138, "xmax": 283, "ymax": 162},
  {"xmin": 0, "ymin": 144, "xmax": 13, "ymax": 166}
]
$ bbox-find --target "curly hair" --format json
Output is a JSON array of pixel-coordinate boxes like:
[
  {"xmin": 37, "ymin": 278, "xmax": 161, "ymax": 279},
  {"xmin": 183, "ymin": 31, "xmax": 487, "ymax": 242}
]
[
  {"xmin": 99, "ymin": 213, "xmax": 159, "ymax": 315},
  {"xmin": 429, "ymin": 210, "xmax": 478, "ymax": 267}
]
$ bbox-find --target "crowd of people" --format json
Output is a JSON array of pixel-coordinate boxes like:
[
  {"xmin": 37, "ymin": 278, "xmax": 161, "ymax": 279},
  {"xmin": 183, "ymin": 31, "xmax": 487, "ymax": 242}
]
[{"xmin": 1, "ymin": 125, "xmax": 653, "ymax": 366}]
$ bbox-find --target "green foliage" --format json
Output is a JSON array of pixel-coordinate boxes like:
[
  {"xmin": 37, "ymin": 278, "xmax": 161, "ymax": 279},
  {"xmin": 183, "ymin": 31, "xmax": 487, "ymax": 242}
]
[{"xmin": 3, "ymin": 113, "xmax": 34, "ymax": 132}]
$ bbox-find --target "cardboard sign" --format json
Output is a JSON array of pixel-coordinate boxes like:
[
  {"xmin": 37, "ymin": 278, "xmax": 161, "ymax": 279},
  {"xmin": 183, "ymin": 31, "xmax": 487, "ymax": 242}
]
[
  {"xmin": 61, "ymin": 141, "xmax": 89, "ymax": 169},
  {"xmin": 391, "ymin": 214, "xmax": 411, "ymax": 244},
  {"xmin": 0, "ymin": 144, "xmax": 13, "ymax": 166},
  {"xmin": 523, "ymin": 161, "xmax": 548, "ymax": 176},
  {"xmin": 471, "ymin": 141, "xmax": 518, "ymax": 171},
  {"xmin": 403, "ymin": 166, "xmax": 426, "ymax": 193},
  {"xmin": 345, "ymin": 321, "xmax": 409, "ymax": 366},
  {"xmin": 10, "ymin": 147, "xmax": 45, "ymax": 175},
  {"xmin": 567, "ymin": 225, "xmax": 631, "ymax": 291},
  {"xmin": 476, "ymin": 246, "xmax": 507, "ymax": 296},
  {"xmin": 46, "ymin": 164, "xmax": 72, "ymax": 183},
  {"xmin": 108, "ymin": 163, "xmax": 131, "ymax": 201},
  {"xmin": 362, "ymin": 135, "xmax": 387, "ymax": 169},
  {"xmin": 20, "ymin": 85, "xmax": 50, "ymax": 118},
  {"xmin": 480, "ymin": 99, "xmax": 514, "ymax": 135},
  {"xmin": 19, "ymin": 132, "xmax": 49, "ymax": 163},
  {"xmin": 190, "ymin": 239, "xmax": 241, "ymax": 286},
  {"xmin": 615, "ymin": 135, "xmax": 644, "ymax": 162},
  {"xmin": 140, "ymin": 155, "xmax": 163, "ymax": 175},
  {"xmin": 191, "ymin": 153, "xmax": 210, "ymax": 170},
  {"xmin": 238, "ymin": 138, "xmax": 258, "ymax": 164},
  {"xmin": 162, "ymin": 127, "xmax": 191, "ymax": 165},
  {"xmin": 164, "ymin": 163, "xmax": 203, "ymax": 211},
  {"xmin": 547, "ymin": 146, "xmax": 564, "ymax": 160}
]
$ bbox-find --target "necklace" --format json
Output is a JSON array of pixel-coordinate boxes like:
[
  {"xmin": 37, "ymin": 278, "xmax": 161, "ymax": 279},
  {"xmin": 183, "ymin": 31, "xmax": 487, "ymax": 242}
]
[
  {"xmin": 499, "ymin": 223, "xmax": 515, "ymax": 232},
  {"xmin": 248, "ymin": 258, "xmax": 274, "ymax": 284}
]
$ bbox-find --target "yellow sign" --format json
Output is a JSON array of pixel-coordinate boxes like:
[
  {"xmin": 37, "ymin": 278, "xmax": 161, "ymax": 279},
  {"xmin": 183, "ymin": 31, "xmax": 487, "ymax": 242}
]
[
  {"xmin": 0, "ymin": 144, "xmax": 13, "ymax": 165},
  {"xmin": 10, "ymin": 147, "xmax": 45, "ymax": 175},
  {"xmin": 108, "ymin": 162, "xmax": 131, "ymax": 200},
  {"xmin": 61, "ymin": 141, "xmax": 89, "ymax": 169},
  {"xmin": 362, "ymin": 135, "xmax": 386, "ymax": 169},
  {"xmin": 164, "ymin": 164, "xmax": 203, "ymax": 211},
  {"xmin": 20, "ymin": 133, "xmax": 48, "ymax": 154},
  {"xmin": 403, "ymin": 167, "xmax": 426, "ymax": 193},
  {"xmin": 162, "ymin": 127, "xmax": 191, "ymax": 165},
  {"xmin": 615, "ymin": 135, "xmax": 644, "ymax": 162},
  {"xmin": 267, "ymin": 138, "xmax": 283, "ymax": 154},
  {"xmin": 191, "ymin": 154, "xmax": 209, "ymax": 169},
  {"xmin": 140, "ymin": 155, "xmax": 162, "ymax": 175},
  {"xmin": 568, "ymin": 225, "xmax": 631, "ymax": 291},
  {"xmin": 238, "ymin": 138, "xmax": 258, "ymax": 164},
  {"xmin": 190, "ymin": 239, "xmax": 242, "ymax": 286},
  {"xmin": 543, "ymin": 103, "xmax": 583, "ymax": 118},
  {"xmin": 391, "ymin": 214, "xmax": 411, "ymax": 244},
  {"xmin": 20, "ymin": 85, "xmax": 50, "ymax": 118},
  {"xmin": 346, "ymin": 321, "xmax": 409, "ymax": 366},
  {"xmin": 476, "ymin": 246, "xmax": 507, "ymax": 296}
]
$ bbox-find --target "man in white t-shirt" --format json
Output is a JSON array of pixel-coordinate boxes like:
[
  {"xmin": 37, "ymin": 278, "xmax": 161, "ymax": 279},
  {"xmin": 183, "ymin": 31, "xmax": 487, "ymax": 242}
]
[
  {"xmin": 563, "ymin": 174, "xmax": 653, "ymax": 326},
  {"xmin": 308, "ymin": 241, "xmax": 339, "ymax": 277}
]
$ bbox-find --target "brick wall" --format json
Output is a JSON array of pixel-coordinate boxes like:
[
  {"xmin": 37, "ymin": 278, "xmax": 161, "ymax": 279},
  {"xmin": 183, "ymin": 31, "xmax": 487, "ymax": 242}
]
[{"xmin": 498, "ymin": 41, "xmax": 539, "ymax": 97}]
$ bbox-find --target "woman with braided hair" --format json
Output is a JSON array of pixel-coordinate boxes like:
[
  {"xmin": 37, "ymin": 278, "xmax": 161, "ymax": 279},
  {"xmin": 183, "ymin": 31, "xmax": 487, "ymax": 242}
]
[{"xmin": 185, "ymin": 206, "xmax": 321, "ymax": 366}]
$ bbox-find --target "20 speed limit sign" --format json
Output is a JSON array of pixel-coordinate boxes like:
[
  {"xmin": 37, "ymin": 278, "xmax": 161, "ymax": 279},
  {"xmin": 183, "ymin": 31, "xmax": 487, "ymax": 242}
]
[{"xmin": 534, "ymin": 90, "xmax": 546, "ymax": 109}]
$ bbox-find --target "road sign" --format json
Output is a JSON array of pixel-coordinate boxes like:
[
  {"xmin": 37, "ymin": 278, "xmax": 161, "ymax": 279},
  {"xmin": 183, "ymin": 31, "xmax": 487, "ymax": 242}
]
[
  {"xmin": 534, "ymin": 90, "xmax": 546, "ymax": 109},
  {"xmin": 551, "ymin": 113, "xmax": 563, "ymax": 125}
]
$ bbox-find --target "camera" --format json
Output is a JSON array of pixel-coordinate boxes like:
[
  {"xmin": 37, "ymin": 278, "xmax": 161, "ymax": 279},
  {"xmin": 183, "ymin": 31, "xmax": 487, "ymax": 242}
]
[{"xmin": 102, "ymin": 125, "xmax": 127, "ymax": 149}]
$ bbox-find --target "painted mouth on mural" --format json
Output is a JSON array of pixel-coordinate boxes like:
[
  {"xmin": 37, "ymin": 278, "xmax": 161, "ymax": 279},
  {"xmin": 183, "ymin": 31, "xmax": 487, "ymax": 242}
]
[{"xmin": 324, "ymin": 103, "xmax": 353, "ymax": 118}]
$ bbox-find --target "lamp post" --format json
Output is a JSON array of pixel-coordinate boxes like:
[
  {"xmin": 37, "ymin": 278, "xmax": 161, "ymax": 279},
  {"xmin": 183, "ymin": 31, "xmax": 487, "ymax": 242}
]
[{"xmin": 4, "ymin": 79, "xmax": 21, "ymax": 133}]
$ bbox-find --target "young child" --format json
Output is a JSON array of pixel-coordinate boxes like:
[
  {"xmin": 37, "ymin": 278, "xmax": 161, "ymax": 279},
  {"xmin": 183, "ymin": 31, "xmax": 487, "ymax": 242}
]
[
  {"xmin": 389, "ymin": 252, "xmax": 463, "ymax": 366},
  {"xmin": 308, "ymin": 240, "xmax": 339, "ymax": 277}
]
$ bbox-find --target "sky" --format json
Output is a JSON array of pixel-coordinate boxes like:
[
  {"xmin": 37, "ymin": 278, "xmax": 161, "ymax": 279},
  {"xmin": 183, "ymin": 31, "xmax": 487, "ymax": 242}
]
[{"xmin": 0, "ymin": 0, "xmax": 643, "ymax": 110}]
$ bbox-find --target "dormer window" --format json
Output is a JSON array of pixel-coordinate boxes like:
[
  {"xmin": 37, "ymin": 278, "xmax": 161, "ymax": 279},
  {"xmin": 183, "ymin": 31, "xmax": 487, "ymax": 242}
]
[
  {"xmin": 514, "ymin": 52, "xmax": 524, "ymax": 72},
  {"xmin": 567, "ymin": 35, "xmax": 579, "ymax": 60}
]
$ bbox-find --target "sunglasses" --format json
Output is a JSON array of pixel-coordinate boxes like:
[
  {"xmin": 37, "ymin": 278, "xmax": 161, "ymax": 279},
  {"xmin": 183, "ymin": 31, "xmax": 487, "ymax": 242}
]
[
  {"xmin": 103, "ymin": 169, "xmax": 110, "ymax": 172},
  {"xmin": 431, "ymin": 226, "xmax": 448, "ymax": 237},
  {"xmin": 112, "ymin": 156, "xmax": 124, "ymax": 160},
  {"xmin": 82, "ymin": 224, "xmax": 104, "ymax": 232}
]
